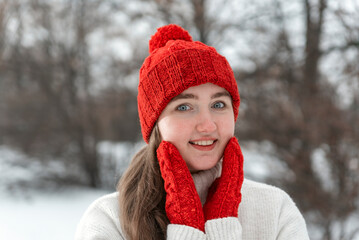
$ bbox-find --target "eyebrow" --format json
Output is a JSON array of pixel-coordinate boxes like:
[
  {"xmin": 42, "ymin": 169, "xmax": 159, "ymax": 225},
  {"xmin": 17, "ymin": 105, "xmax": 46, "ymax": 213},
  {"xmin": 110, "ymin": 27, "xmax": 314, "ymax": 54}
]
[
  {"xmin": 171, "ymin": 93, "xmax": 197, "ymax": 102},
  {"xmin": 170, "ymin": 91, "xmax": 231, "ymax": 102},
  {"xmin": 211, "ymin": 91, "xmax": 231, "ymax": 99}
]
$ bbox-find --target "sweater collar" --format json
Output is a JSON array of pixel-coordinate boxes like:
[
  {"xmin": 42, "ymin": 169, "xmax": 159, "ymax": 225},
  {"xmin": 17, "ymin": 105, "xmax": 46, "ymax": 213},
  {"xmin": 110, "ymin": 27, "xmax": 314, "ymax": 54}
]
[{"xmin": 191, "ymin": 161, "xmax": 222, "ymax": 205}]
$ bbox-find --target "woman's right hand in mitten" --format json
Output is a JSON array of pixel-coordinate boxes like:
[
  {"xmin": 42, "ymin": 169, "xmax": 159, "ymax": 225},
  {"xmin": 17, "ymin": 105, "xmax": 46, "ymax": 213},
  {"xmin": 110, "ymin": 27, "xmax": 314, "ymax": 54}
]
[{"xmin": 157, "ymin": 141, "xmax": 205, "ymax": 232}]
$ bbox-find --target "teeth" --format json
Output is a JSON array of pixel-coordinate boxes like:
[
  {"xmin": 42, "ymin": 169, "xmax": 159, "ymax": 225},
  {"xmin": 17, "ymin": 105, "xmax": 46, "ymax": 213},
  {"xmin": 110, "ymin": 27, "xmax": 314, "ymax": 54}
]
[{"xmin": 192, "ymin": 140, "xmax": 214, "ymax": 146}]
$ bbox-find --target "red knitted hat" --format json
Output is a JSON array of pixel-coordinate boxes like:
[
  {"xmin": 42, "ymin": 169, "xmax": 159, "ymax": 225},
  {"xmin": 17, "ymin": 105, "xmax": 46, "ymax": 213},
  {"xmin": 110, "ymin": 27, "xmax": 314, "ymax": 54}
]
[{"xmin": 138, "ymin": 24, "xmax": 240, "ymax": 143}]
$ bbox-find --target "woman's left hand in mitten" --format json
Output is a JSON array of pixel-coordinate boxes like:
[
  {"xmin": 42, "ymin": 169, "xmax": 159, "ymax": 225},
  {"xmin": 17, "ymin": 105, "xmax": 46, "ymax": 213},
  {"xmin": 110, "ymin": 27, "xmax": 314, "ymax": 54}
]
[{"xmin": 203, "ymin": 137, "xmax": 244, "ymax": 220}]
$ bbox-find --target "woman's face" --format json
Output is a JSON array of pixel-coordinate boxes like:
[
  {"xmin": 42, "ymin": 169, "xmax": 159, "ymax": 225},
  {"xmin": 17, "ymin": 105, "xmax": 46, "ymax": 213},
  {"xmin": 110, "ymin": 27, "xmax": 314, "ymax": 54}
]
[{"xmin": 158, "ymin": 83, "xmax": 235, "ymax": 172}]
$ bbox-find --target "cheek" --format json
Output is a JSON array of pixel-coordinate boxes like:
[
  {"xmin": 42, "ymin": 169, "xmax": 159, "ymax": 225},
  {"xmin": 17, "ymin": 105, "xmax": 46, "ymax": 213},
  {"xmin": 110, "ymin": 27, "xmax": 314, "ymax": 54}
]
[
  {"xmin": 158, "ymin": 117, "xmax": 191, "ymax": 143},
  {"xmin": 227, "ymin": 120, "xmax": 235, "ymax": 136},
  {"xmin": 218, "ymin": 115, "xmax": 235, "ymax": 137}
]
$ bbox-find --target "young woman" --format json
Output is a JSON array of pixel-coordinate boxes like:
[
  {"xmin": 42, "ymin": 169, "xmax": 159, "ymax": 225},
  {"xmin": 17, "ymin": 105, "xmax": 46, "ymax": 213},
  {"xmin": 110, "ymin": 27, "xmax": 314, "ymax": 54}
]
[{"xmin": 75, "ymin": 24, "xmax": 310, "ymax": 240}]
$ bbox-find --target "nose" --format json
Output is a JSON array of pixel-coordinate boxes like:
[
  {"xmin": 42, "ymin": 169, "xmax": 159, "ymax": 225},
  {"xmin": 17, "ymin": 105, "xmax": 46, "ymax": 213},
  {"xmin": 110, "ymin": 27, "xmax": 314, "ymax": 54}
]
[{"xmin": 196, "ymin": 110, "xmax": 217, "ymax": 133}]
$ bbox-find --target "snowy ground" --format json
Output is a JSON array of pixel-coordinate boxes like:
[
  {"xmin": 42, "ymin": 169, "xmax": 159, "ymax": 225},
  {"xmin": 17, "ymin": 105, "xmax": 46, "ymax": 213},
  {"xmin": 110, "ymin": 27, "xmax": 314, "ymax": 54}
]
[
  {"xmin": 0, "ymin": 145, "xmax": 105, "ymax": 240},
  {"xmin": 0, "ymin": 187, "xmax": 109, "ymax": 240}
]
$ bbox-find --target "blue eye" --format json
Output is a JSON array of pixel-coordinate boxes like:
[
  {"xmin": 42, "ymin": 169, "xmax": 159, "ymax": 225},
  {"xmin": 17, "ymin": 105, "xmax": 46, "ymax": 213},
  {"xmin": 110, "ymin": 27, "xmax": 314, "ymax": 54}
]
[
  {"xmin": 177, "ymin": 104, "xmax": 190, "ymax": 111},
  {"xmin": 213, "ymin": 102, "xmax": 225, "ymax": 109}
]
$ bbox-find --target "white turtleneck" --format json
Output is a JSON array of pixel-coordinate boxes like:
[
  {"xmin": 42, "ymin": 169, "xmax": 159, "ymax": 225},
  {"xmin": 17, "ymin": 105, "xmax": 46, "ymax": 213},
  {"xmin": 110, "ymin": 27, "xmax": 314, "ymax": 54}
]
[
  {"xmin": 191, "ymin": 161, "xmax": 222, "ymax": 205},
  {"xmin": 75, "ymin": 163, "xmax": 310, "ymax": 240}
]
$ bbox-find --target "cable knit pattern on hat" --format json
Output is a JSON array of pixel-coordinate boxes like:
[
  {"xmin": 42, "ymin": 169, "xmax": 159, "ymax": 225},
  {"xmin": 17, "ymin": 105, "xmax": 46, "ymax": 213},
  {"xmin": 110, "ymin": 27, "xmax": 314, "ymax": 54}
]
[{"xmin": 138, "ymin": 24, "xmax": 240, "ymax": 143}]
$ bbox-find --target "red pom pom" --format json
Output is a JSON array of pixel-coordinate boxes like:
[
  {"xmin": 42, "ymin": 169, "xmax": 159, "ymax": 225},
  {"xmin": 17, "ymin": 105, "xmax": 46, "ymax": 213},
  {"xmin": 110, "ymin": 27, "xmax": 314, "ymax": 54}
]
[{"xmin": 149, "ymin": 24, "xmax": 192, "ymax": 53}]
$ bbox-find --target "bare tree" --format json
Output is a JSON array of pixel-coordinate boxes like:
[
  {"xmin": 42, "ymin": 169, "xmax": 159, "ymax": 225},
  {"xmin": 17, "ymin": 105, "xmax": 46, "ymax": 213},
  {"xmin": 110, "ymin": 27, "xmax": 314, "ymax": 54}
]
[
  {"xmin": 0, "ymin": 0, "xmax": 10, "ymax": 145},
  {"xmin": 0, "ymin": 0, "xmax": 138, "ymax": 188},
  {"xmin": 233, "ymin": 0, "xmax": 359, "ymax": 239}
]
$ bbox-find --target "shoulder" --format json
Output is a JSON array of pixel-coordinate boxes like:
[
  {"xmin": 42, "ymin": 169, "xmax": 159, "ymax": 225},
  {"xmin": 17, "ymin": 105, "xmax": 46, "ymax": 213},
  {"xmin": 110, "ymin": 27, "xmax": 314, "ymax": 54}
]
[
  {"xmin": 239, "ymin": 179, "xmax": 309, "ymax": 239},
  {"xmin": 75, "ymin": 192, "xmax": 125, "ymax": 240},
  {"xmin": 80, "ymin": 192, "xmax": 120, "ymax": 223},
  {"xmin": 87, "ymin": 192, "xmax": 119, "ymax": 213},
  {"xmin": 242, "ymin": 178, "xmax": 291, "ymax": 200},
  {"xmin": 241, "ymin": 178, "xmax": 299, "ymax": 213}
]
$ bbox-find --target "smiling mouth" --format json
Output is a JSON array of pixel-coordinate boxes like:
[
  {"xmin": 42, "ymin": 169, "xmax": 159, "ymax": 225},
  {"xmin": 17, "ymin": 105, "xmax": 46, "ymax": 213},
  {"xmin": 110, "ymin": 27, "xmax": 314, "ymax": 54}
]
[
  {"xmin": 189, "ymin": 140, "xmax": 217, "ymax": 146},
  {"xmin": 189, "ymin": 139, "xmax": 217, "ymax": 151}
]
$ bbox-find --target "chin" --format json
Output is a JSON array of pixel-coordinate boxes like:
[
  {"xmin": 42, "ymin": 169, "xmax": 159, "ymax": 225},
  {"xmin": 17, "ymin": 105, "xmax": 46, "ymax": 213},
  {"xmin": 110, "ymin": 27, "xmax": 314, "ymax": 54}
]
[{"xmin": 191, "ymin": 160, "xmax": 219, "ymax": 172}]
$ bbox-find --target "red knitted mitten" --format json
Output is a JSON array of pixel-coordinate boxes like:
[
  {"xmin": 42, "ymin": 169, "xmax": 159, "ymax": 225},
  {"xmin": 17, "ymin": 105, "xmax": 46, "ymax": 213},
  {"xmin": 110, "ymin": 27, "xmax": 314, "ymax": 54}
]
[
  {"xmin": 157, "ymin": 141, "xmax": 205, "ymax": 232},
  {"xmin": 203, "ymin": 137, "xmax": 244, "ymax": 220}
]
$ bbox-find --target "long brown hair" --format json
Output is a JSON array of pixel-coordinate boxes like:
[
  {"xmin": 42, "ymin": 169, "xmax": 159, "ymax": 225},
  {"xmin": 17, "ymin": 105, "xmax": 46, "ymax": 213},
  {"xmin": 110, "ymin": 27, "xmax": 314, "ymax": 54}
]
[{"xmin": 117, "ymin": 126, "xmax": 169, "ymax": 239}]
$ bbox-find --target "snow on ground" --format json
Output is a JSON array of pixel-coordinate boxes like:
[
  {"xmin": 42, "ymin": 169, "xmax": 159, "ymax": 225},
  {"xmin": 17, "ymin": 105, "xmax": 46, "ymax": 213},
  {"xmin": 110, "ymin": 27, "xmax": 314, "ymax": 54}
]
[
  {"xmin": 0, "ymin": 145, "xmax": 109, "ymax": 240},
  {"xmin": 0, "ymin": 187, "xmax": 109, "ymax": 240}
]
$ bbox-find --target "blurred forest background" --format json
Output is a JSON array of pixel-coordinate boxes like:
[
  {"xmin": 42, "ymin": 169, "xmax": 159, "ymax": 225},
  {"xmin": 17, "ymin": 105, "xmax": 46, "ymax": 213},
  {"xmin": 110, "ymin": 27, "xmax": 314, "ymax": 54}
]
[{"xmin": 0, "ymin": 0, "xmax": 358, "ymax": 239}]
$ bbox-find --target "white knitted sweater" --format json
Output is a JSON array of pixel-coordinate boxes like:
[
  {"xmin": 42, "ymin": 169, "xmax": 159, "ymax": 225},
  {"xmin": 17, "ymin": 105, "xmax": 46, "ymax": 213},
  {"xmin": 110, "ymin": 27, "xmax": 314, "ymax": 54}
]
[{"xmin": 75, "ymin": 164, "xmax": 309, "ymax": 239}]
